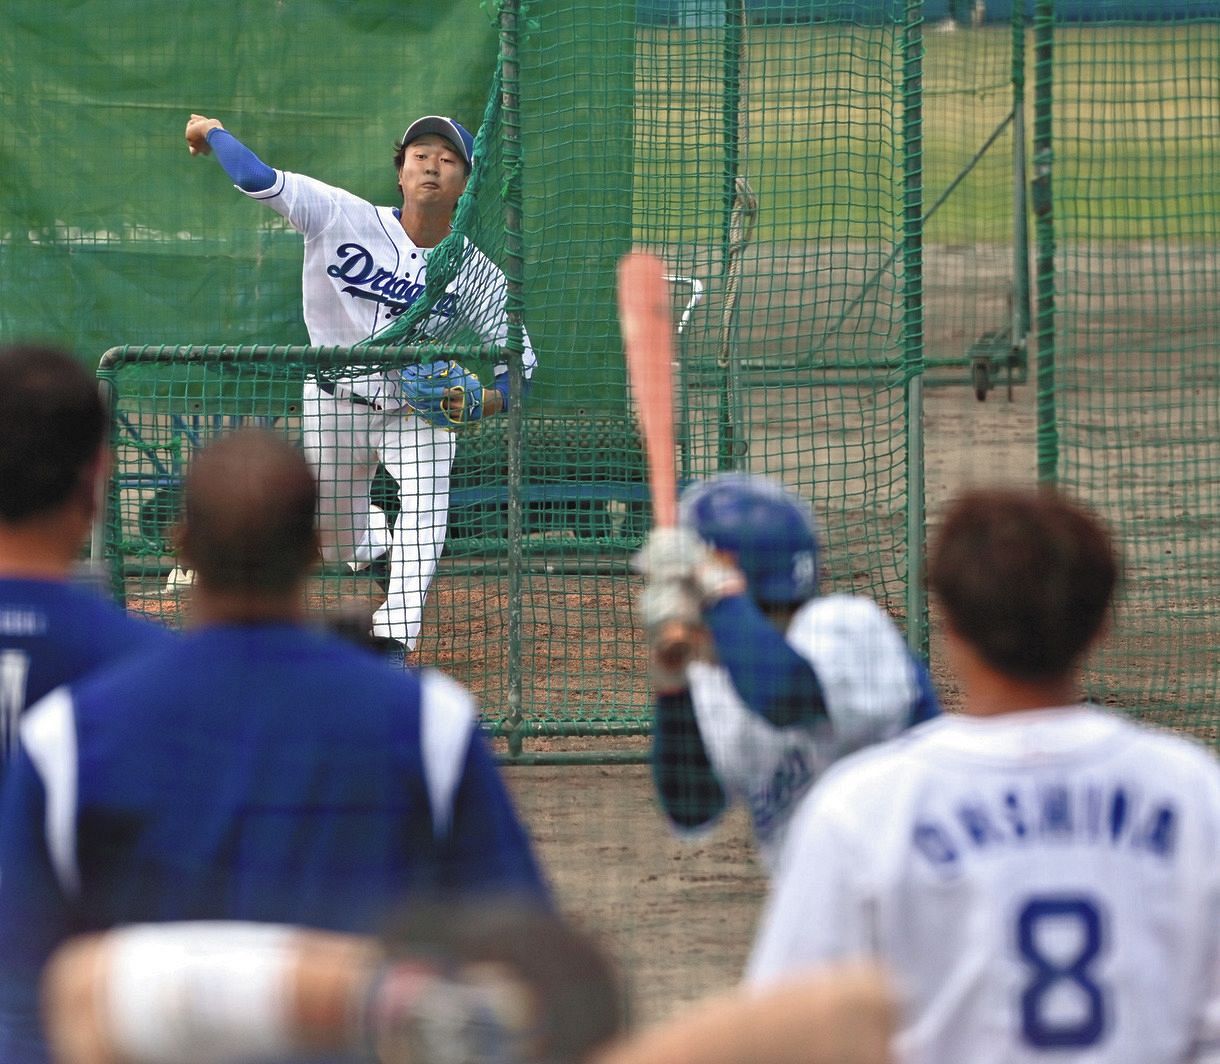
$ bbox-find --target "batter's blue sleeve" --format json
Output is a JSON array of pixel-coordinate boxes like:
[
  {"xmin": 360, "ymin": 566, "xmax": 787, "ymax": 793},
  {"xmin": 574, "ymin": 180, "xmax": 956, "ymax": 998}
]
[
  {"xmin": 704, "ymin": 595, "xmax": 828, "ymax": 727},
  {"xmin": 908, "ymin": 656, "xmax": 942, "ymax": 725},
  {"xmin": 651, "ymin": 690, "xmax": 728, "ymax": 829},
  {"xmin": 206, "ymin": 128, "xmax": 276, "ymax": 192},
  {"xmin": 0, "ymin": 746, "xmax": 73, "ymax": 1064}
]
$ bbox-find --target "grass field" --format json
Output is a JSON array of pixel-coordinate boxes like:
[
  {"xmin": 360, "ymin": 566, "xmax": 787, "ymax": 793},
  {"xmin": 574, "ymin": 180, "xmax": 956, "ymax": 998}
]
[{"xmin": 636, "ymin": 21, "xmax": 1220, "ymax": 244}]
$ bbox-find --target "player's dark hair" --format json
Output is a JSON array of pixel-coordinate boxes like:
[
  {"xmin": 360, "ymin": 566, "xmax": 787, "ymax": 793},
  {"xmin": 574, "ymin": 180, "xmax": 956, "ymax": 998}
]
[
  {"xmin": 927, "ymin": 487, "xmax": 1118, "ymax": 681},
  {"xmin": 179, "ymin": 428, "xmax": 317, "ymax": 596},
  {"xmin": 0, "ymin": 343, "xmax": 108, "ymax": 522}
]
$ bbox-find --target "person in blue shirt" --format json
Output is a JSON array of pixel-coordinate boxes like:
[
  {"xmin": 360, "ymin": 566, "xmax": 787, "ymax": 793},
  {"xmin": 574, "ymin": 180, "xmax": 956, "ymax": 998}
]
[
  {"xmin": 0, "ymin": 342, "xmax": 172, "ymax": 770},
  {"xmin": 0, "ymin": 426, "xmax": 549, "ymax": 1063}
]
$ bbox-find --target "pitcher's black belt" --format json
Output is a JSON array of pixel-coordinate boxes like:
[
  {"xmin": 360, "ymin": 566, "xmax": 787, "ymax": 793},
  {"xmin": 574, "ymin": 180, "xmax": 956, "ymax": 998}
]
[{"xmin": 315, "ymin": 380, "xmax": 378, "ymax": 408}]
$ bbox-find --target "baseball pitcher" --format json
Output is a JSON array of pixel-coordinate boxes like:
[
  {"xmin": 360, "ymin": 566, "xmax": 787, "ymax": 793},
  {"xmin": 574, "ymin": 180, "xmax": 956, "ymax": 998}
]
[{"xmin": 185, "ymin": 112, "xmax": 537, "ymax": 662}]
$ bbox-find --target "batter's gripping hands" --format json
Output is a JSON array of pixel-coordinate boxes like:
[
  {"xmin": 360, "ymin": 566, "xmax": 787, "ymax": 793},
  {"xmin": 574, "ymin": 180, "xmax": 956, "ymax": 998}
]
[
  {"xmin": 634, "ymin": 527, "xmax": 748, "ymax": 612},
  {"xmin": 401, "ymin": 359, "xmax": 486, "ymax": 429},
  {"xmin": 633, "ymin": 528, "xmax": 745, "ymax": 690}
]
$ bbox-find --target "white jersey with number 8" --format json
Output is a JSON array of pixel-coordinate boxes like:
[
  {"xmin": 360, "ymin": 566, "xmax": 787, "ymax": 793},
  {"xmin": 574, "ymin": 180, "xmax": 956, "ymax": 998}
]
[{"xmin": 746, "ymin": 707, "xmax": 1220, "ymax": 1064}]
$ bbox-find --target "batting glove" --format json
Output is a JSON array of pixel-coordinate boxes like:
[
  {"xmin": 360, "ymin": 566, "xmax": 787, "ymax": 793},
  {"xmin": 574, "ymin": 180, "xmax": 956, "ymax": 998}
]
[
  {"xmin": 631, "ymin": 526, "xmax": 709, "ymax": 585},
  {"xmin": 689, "ymin": 552, "xmax": 748, "ymax": 606},
  {"xmin": 633, "ymin": 527, "xmax": 747, "ymax": 608}
]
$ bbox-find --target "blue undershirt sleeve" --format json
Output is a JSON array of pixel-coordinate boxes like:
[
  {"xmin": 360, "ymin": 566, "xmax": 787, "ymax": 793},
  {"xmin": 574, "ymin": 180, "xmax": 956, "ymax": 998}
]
[
  {"xmin": 703, "ymin": 595, "xmax": 828, "ymax": 728},
  {"xmin": 205, "ymin": 128, "xmax": 276, "ymax": 193},
  {"xmin": 651, "ymin": 690, "xmax": 727, "ymax": 829}
]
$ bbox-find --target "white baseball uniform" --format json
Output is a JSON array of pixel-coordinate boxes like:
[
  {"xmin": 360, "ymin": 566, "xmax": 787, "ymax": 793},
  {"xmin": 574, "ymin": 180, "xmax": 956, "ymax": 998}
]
[
  {"xmin": 747, "ymin": 706, "xmax": 1220, "ymax": 1064},
  {"xmin": 685, "ymin": 594, "xmax": 924, "ymax": 872},
  {"xmin": 243, "ymin": 170, "xmax": 536, "ymax": 649}
]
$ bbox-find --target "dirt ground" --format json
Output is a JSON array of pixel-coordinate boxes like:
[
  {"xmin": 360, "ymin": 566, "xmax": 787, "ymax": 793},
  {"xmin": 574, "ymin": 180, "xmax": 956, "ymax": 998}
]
[{"xmin": 503, "ymin": 754, "xmax": 766, "ymax": 1029}]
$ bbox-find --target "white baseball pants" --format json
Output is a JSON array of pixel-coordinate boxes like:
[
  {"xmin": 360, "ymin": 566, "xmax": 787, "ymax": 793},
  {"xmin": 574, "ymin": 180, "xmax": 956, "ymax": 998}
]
[{"xmin": 302, "ymin": 381, "xmax": 456, "ymax": 651}]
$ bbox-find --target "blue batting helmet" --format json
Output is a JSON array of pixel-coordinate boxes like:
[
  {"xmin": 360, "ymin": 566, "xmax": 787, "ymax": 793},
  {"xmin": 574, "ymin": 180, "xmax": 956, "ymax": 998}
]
[{"xmin": 679, "ymin": 473, "xmax": 820, "ymax": 605}]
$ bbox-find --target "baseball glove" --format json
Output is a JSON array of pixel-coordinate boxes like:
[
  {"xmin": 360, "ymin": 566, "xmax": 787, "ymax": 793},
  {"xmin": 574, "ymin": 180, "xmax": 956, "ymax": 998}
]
[{"xmin": 401, "ymin": 359, "xmax": 486, "ymax": 428}]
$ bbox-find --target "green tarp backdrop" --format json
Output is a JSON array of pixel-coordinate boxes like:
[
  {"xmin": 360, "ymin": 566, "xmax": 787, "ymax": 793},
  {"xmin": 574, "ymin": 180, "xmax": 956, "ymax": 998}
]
[{"xmin": 1, "ymin": 0, "xmax": 634, "ymax": 411}]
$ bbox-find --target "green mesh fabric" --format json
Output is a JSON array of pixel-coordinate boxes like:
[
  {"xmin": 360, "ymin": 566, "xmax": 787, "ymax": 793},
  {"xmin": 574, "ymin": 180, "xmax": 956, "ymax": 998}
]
[
  {"xmin": 7, "ymin": 0, "xmax": 1217, "ymax": 746},
  {"xmin": 1035, "ymin": 1, "xmax": 1220, "ymax": 738}
]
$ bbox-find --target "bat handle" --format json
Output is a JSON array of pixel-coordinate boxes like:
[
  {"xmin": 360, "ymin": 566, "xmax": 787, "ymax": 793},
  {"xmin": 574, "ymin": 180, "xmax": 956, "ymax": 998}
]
[{"xmin": 653, "ymin": 620, "xmax": 698, "ymax": 674}]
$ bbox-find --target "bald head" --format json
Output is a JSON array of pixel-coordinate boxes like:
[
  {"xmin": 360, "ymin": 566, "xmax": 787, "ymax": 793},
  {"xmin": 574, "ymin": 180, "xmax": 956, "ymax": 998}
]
[{"xmin": 179, "ymin": 429, "xmax": 317, "ymax": 595}]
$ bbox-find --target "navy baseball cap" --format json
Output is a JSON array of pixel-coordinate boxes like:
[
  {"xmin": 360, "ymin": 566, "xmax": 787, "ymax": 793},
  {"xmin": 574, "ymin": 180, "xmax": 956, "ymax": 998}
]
[{"xmin": 400, "ymin": 116, "xmax": 474, "ymax": 170}]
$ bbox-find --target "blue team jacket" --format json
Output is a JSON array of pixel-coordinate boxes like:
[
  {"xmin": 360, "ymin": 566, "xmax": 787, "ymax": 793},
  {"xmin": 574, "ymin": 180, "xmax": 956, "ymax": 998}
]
[{"xmin": 0, "ymin": 622, "xmax": 549, "ymax": 1063}]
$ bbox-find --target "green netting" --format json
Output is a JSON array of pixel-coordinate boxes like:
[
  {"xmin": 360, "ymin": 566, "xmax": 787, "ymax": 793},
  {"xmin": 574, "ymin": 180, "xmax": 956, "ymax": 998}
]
[
  {"xmin": 0, "ymin": 1, "xmax": 499, "ymax": 350},
  {"xmin": 921, "ymin": 10, "xmax": 1031, "ymax": 396},
  {"xmin": 632, "ymin": 2, "xmax": 918, "ymax": 620},
  {"xmin": 4, "ymin": 0, "xmax": 920, "ymax": 748},
  {"xmin": 8, "ymin": 0, "xmax": 1219, "ymax": 749},
  {"xmin": 1035, "ymin": 1, "xmax": 1220, "ymax": 738}
]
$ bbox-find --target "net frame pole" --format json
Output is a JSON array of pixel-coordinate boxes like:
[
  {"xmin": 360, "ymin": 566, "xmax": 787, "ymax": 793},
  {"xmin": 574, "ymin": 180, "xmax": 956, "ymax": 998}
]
[
  {"xmin": 1033, "ymin": 0, "xmax": 1057, "ymax": 485},
  {"xmin": 717, "ymin": 0, "xmax": 747, "ymax": 472},
  {"xmin": 93, "ymin": 372, "xmax": 126, "ymax": 605},
  {"xmin": 500, "ymin": 0, "xmax": 528, "ymax": 757},
  {"xmin": 1011, "ymin": 0, "xmax": 1033, "ymax": 356},
  {"xmin": 902, "ymin": 0, "xmax": 927, "ymax": 657}
]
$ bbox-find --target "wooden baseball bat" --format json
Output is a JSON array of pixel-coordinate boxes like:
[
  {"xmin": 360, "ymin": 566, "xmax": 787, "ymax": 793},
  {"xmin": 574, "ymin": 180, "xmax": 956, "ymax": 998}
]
[
  {"xmin": 617, "ymin": 251, "xmax": 679, "ymax": 528},
  {"xmin": 617, "ymin": 251, "xmax": 695, "ymax": 667}
]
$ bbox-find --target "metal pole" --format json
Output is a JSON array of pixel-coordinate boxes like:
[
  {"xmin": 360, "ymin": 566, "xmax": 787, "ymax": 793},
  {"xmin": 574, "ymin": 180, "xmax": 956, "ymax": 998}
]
[
  {"xmin": 717, "ymin": 0, "xmax": 746, "ymax": 471},
  {"xmin": 92, "ymin": 373, "xmax": 126, "ymax": 606},
  {"xmin": 1012, "ymin": 0, "xmax": 1033, "ymax": 350},
  {"xmin": 499, "ymin": 0, "xmax": 528, "ymax": 756},
  {"xmin": 1033, "ymin": 0, "xmax": 1057, "ymax": 485},
  {"xmin": 902, "ymin": 0, "xmax": 927, "ymax": 658}
]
